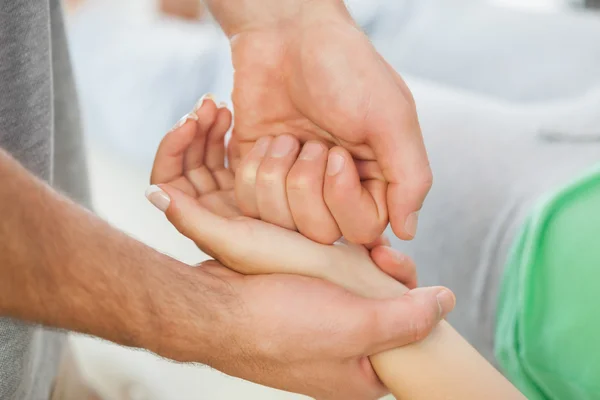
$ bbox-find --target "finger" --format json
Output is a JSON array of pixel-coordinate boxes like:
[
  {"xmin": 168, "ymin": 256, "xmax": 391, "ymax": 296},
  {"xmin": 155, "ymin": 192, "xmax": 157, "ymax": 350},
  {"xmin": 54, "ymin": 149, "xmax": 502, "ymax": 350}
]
[
  {"xmin": 324, "ymin": 147, "xmax": 388, "ymax": 244},
  {"xmin": 235, "ymin": 137, "xmax": 272, "ymax": 218},
  {"xmin": 184, "ymin": 97, "xmax": 219, "ymax": 194},
  {"xmin": 197, "ymin": 259, "xmax": 242, "ymax": 279},
  {"xmin": 227, "ymin": 133, "xmax": 242, "ymax": 174},
  {"xmin": 367, "ymin": 59, "xmax": 431, "ymax": 240},
  {"xmin": 199, "ymin": 189, "xmax": 242, "ymax": 218},
  {"xmin": 370, "ymin": 246, "xmax": 417, "ymax": 289},
  {"xmin": 287, "ymin": 141, "xmax": 342, "ymax": 244},
  {"xmin": 363, "ymin": 286, "xmax": 455, "ymax": 355},
  {"xmin": 150, "ymin": 113, "xmax": 199, "ymax": 196},
  {"xmin": 205, "ymin": 106, "xmax": 235, "ymax": 190},
  {"xmin": 145, "ymin": 184, "xmax": 403, "ymax": 298},
  {"xmin": 355, "ymin": 159, "xmax": 384, "ymax": 181},
  {"xmin": 363, "ymin": 235, "xmax": 391, "ymax": 250},
  {"xmin": 145, "ymin": 183, "xmax": 331, "ymax": 278},
  {"xmin": 255, "ymin": 135, "xmax": 300, "ymax": 230}
]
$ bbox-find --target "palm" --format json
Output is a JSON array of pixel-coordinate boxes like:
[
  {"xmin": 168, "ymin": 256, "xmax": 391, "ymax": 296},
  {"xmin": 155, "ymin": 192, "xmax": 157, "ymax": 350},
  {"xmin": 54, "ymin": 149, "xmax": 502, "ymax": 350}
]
[
  {"xmin": 167, "ymin": 174, "xmax": 241, "ymax": 218},
  {"xmin": 151, "ymin": 100, "xmax": 242, "ymax": 218}
]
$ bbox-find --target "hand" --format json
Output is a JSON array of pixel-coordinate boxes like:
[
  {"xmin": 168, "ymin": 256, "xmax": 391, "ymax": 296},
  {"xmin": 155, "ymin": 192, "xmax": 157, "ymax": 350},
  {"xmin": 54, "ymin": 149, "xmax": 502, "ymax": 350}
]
[
  {"xmin": 149, "ymin": 96, "xmax": 406, "ymax": 283},
  {"xmin": 150, "ymin": 95, "xmax": 239, "ymax": 218},
  {"xmin": 160, "ymin": 257, "xmax": 447, "ymax": 400},
  {"xmin": 147, "ymin": 100, "xmax": 454, "ymax": 399},
  {"xmin": 225, "ymin": 1, "xmax": 430, "ymax": 242}
]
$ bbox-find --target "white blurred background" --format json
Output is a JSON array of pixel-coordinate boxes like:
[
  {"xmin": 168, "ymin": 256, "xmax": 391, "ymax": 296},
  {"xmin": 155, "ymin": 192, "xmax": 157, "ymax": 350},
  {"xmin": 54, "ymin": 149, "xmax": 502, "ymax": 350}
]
[{"xmin": 63, "ymin": 0, "xmax": 600, "ymax": 398}]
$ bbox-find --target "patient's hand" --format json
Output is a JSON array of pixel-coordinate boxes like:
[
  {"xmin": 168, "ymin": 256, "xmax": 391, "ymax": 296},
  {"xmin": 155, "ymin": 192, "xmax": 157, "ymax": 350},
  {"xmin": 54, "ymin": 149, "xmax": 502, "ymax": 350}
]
[
  {"xmin": 151, "ymin": 95, "xmax": 386, "ymax": 247},
  {"xmin": 149, "ymin": 95, "xmax": 445, "ymax": 297},
  {"xmin": 150, "ymin": 95, "xmax": 240, "ymax": 218}
]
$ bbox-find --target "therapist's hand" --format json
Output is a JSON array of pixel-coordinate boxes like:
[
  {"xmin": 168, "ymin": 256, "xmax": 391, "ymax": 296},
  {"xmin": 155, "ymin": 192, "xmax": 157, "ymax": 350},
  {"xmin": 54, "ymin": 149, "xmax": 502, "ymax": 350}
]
[{"xmin": 207, "ymin": 0, "xmax": 430, "ymax": 242}]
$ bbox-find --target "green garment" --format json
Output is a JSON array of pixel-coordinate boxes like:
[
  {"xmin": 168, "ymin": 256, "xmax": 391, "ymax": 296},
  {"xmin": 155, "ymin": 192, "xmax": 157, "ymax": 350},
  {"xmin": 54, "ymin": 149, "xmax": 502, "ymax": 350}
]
[{"xmin": 496, "ymin": 164, "xmax": 600, "ymax": 399}]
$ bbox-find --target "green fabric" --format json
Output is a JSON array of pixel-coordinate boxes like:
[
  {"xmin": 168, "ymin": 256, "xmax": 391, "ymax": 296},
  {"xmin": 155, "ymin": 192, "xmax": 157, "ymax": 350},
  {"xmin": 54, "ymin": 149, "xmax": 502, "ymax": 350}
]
[{"xmin": 495, "ymin": 165, "xmax": 600, "ymax": 400}]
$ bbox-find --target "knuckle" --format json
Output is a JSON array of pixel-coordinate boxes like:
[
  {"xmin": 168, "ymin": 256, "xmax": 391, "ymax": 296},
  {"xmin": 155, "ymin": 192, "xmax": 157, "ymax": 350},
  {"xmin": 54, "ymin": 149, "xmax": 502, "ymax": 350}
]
[
  {"xmin": 286, "ymin": 170, "xmax": 313, "ymax": 192},
  {"xmin": 344, "ymin": 222, "xmax": 384, "ymax": 245},
  {"xmin": 238, "ymin": 162, "xmax": 258, "ymax": 185},
  {"xmin": 304, "ymin": 227, "xmax": 341, "ymax": 245},
  {"xmin": 256, "ymin": 164, "xmax": 282, "ymax": 189},
  {"xmin": 414, "ymin": 168, "xmax": 433, "ymax": 194}
]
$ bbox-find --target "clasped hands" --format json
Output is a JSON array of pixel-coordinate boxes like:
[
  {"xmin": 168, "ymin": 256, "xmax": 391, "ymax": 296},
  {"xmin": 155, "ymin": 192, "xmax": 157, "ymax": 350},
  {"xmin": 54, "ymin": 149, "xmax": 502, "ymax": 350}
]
[{"xmin": 146, "ymin": 96, "xmax": 454, "ymax": 399}]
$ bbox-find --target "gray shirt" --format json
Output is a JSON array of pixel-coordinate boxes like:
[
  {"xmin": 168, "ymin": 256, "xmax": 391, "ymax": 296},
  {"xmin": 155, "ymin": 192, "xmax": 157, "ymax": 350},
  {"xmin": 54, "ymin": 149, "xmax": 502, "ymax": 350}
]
[{"xmin": 0, "ymin": 0, "xmax": 90, "ymax": 398}]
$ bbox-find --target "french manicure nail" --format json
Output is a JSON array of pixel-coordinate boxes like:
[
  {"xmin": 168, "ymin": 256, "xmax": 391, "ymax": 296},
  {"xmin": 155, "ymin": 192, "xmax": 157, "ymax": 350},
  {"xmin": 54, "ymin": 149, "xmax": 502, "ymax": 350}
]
[
  {"xmin": 193, "ymin": 93, "xmax": 215, "ymax": 112},
  {"xmin": 145, "ymin": 185, "xmax": 171, "ymax": 212},
  {"xmin": 269, "ymin": 136, "xmax": 295, "ymax": 158},
  {"xmin": 326, "ymin": 152, "xmax": 345, "ymax": 176},
  {"xmin": 299, "ymin": 142, "xmax": 324, "ymax": 160},
  {"xmin": 170, "ymin": 112, "xmax": 198, "ymax": 132},
  {"xmin": 404, "ymin": 211, "xmax": 419, "ymax": 238},
  {"xmin": 218, "ymin": 101, "xmax": 228, "ymax": 109},
  {"xmin": 436, "ymin": 289, "xmax": 456, "ymax": 318}
]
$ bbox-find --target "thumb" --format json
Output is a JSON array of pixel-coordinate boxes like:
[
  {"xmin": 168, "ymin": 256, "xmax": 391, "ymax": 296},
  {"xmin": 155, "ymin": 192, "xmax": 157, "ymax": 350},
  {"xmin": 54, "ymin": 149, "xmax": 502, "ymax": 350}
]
[
  {"xmin": 365, "ymin": 286, "xmax": 455, "ymax": 355},
  {"xmin": 366, "ymin": 59, "xmax": 431, "ymax": 241},
  {"xmin": 144, "ymin": 184, "xmax": 330, "ymax": 278},
  {"xmin": 145, "ymin": 184, "xmax": 235, "ymax": 260}
]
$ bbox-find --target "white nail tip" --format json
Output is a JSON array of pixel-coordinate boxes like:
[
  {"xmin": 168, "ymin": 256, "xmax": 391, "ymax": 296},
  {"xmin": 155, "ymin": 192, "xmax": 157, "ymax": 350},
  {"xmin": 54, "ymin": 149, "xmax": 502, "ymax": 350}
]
[
  {"xmin": 193, "ymin": 93, "xmax": 216, "ymax": 111},
  {"xmin": 145, "ymin": 185, "xmax": 163, "ymax": 197},
  {"xmin": 170, "ymin": 112, "xmax": 198, "ymax": 132}
]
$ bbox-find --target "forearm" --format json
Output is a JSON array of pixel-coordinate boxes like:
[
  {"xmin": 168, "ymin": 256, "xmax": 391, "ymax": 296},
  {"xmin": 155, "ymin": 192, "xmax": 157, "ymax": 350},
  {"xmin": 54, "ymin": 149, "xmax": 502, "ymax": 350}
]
[
  {"xmin": 348, "ymin": 265, "xmax": 523, "ymax": 398},
  {"xmin": 204, "ymin": 0, "xmax": 350, "ymax": 37},
  {"xmin": 0, "ymin": 149, "xmax": 220, "ymax": 363}
]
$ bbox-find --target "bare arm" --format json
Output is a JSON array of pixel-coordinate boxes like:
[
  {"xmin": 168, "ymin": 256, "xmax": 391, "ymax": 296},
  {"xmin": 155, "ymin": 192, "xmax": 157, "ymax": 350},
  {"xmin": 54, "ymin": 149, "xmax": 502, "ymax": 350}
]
[
  {"xmin": 203, "ymin": 0, "xmax": 349, "ymax": 37},
  {"xmin": 0, "ymin": 148, "xmax": 221, "ymax": 363}
]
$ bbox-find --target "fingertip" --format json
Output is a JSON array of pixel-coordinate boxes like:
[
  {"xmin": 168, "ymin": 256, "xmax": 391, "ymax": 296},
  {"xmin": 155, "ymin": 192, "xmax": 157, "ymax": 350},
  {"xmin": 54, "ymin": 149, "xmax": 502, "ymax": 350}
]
[
  {"xmin": 370, "ymin": 246, "xmax": 417, "ymax": 289},
  {"xmin": 325, "ymin": 147, "xmax": 350, "ymax": 179},
  {"xmin": 387, "ymin": 171, "xmax": 430, "ymax": 240},
  {"xmin": 324, "ymin": 148, "xmax": 386, "ymax": 244},
  {"xmin": 435, "ymin": 288, "xmax": 456, "ymax": 319},
  {"xmin": 409, "ymin": 286, "xmax": 456, "ymax": 320},
  {"xmin": 389, "ymin": 210, "xmax": 420, "ymax": 241},
  {"xmin": 304, "ymin": 230, "xmax": 342, "ymax": 246},
  {"xmin": 145, "ymin": 184, "xmax": 171, "ymax": 213}
]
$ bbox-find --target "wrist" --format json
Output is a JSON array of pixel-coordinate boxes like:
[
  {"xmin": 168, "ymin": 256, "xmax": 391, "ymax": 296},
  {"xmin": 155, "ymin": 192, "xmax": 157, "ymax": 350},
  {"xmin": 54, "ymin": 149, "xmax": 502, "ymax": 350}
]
[
  {"xmin": 147, "ymin": 261, "xmax": 235, "ymax": 365},
  {"xmin": 205, "ymin": 0, "xmax": 351, "ymax": 38}
]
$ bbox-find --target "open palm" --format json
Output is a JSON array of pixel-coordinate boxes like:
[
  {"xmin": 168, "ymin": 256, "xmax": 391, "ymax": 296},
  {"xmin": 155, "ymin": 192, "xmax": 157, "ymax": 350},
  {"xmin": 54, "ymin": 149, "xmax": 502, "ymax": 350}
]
[{"xmin": 150, "ymin": 97, "xmax": 241, "ymax": 218}]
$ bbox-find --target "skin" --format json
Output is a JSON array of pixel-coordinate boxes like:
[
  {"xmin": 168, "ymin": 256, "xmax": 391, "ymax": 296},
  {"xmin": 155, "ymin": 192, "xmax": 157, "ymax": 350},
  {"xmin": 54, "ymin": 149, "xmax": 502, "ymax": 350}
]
[
  {"xmin": 204, "ymin": 0, "xmax": 432, "ymax": 243},
  {"xmin": 150, "ymin": 98, "xmax": 456, "ymax": 399},
  {"xmin": 148, "ymin": 97, "xmax": 524, "ymax": 400},
  {"xmin": 0, "ymin": 141, "xmax": 449, "ymax": 400}
]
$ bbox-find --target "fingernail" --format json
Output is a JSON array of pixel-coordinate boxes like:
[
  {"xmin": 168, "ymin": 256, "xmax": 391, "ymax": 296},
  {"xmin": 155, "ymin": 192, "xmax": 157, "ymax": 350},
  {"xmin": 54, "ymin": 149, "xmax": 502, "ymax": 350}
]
[
  {"xmin": 299, "ymin": 142, "xmax": 324, "ymax": 160},
  {"xmin": 170, "ymin": 112, "xmax": 198, "ymax": 132},
  {"xmin": 218, "ymin": 101, "xmax": 228, "ymax": 109},
  {"xmin": 404, "ymin": 211, "xmax": 419, "ymax": 238},
  {"xmin": 269, "ymin": 135, "xmax": 295, "ymax": 158},
  {"xmin": 145, "ymin": 185, "xmax": 171, "ymax": 212},
  {"xmin": 253, "ymin": 137, "xmax": 271, "ymax": 157},
  {"xmin": 436, "ymin": 289, "xmax": 456, "ymax": 318},
  {"xmin": 326, "ymin": 152, "xmax": 345, "ymax": 176},
  {"xmin": 193, "ymin": 93, "xmax": 215, "ymax": 112}
]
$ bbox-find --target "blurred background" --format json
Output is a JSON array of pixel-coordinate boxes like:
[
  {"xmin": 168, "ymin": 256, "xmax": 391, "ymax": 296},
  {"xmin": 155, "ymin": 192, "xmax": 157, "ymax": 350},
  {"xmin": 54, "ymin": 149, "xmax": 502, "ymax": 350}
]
[{"xmin": 61, "ymin": 0, "xmax": 600, "ymax": 398}]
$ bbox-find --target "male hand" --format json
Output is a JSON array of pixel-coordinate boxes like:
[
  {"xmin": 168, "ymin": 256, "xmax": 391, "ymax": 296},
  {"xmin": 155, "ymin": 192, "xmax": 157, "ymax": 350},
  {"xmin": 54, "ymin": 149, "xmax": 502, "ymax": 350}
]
[
  {"xmin": 218, "ymin": 0, "xmax": 430, "ymax": 242},
  {"xmin": 161, "ymin": 257, "xmax": 449, "ymax": 400}
]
